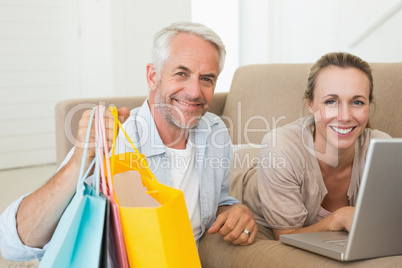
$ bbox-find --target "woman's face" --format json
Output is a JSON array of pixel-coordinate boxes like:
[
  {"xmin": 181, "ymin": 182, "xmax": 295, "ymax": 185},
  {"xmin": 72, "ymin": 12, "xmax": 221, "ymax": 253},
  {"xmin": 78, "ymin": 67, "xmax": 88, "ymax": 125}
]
[{"xmin": 307, "ymin": 66, "xmax": 370, "ymax": 153}]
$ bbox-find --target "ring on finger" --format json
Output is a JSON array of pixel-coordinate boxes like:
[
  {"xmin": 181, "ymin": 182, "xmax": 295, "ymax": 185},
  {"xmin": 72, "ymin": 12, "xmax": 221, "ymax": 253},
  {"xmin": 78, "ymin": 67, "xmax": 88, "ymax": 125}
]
[{"xmin": 242, "ymin": 229, "xmax": 251, "ymax": 236}]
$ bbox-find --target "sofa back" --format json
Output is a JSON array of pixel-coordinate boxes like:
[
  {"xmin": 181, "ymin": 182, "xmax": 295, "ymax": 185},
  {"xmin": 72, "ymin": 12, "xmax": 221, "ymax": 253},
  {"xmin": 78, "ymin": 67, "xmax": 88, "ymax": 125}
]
[
  {"xmin": 222, "ymin": 63, "xmax": 402, "ymax": 145},
  {"xmin": 55, "ymin": 62, "xmax": 402, "ymax": 166}
]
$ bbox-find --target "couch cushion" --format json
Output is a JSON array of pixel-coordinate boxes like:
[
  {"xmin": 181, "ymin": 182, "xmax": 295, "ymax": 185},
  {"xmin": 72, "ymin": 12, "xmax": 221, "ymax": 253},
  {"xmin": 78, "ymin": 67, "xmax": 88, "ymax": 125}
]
[
  {"xmin": 199, "ymin": 224, "xmax": 402, "ymax": 268},
  {"xmin": 368, "ymin": 63, "xmax": 402, "ymax": 138},
  {"xmin": 222, "ymin": 64, "xmax": 311, "ymax": 145}
]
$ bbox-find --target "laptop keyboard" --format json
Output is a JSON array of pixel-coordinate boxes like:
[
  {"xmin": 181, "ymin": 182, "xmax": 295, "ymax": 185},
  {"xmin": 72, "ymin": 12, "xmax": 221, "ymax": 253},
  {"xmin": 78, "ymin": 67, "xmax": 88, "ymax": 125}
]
[{"xmin": 325, "ymin": 239, "xmax": 348, "ymax": 248}]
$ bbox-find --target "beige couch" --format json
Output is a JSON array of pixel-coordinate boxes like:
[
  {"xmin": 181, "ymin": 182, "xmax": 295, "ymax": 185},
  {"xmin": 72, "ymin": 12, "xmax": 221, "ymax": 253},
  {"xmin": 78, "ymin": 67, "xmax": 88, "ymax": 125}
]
[{"xmin": 54, "ymin": 63, "xmax": 402, "ymax": 267}]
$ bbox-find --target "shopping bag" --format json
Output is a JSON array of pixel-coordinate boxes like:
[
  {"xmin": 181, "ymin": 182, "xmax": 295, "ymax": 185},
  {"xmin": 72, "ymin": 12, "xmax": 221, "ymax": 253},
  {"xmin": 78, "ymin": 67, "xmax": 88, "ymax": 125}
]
[
  {"xmin": 99, "ymin": 192, "xmax": 110, "ymax": 268},
  {"xmin": 94, "ymin": 107, "xmax": 112, "ymax": 268},
  {"xmin": 109, "ymin": 106, "xmax": 201, "ymax": 268},
  {"xmin": 95, "ymin": 106, "xmax": 129, "ymax": 268},
  {"xmin": 40, "ymin": 108, "xmax": 107, "ymax": 268}
]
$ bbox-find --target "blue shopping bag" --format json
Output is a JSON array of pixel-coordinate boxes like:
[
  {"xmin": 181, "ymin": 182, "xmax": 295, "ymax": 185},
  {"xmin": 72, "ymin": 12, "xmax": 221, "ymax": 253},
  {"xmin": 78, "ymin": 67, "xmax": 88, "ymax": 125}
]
[
  {"xmin": 40, "ymin": 107, "xmax": 107, "ymax": 268},
  {"xmin": 39, "ymin": 184, "xmax": 106, "ymax": 268}
]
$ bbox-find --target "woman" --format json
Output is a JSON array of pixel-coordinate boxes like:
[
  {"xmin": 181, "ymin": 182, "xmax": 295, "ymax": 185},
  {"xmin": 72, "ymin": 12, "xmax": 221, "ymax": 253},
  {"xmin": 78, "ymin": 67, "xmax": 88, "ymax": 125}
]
[{"xmin": 257, "ymin": 52, "xmax": 391, "ymax": 240}]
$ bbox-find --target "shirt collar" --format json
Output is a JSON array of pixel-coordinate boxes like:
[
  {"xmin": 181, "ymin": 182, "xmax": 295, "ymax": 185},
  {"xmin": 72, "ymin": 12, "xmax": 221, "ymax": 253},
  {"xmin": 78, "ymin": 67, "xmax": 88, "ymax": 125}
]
[{"xmin": 137, "ymin": 99, "xmax": 219, "ymax": 158}]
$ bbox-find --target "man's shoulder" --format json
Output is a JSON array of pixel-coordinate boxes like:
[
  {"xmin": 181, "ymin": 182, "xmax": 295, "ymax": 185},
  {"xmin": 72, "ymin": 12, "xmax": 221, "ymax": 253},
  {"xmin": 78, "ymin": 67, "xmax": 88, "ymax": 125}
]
[
  {"xmin": 122, "ymin": 103, "xmax": 151, "ymax": 128},
  {"xmin": 194, "ymin": 112, "xmax": 231, "ymax": 149},
  {"xmin": 129, "ymin": 104, "xmax": 145, "ymax": 117},
  {"xmin": 199, "ymin": 112, "xmax": 226, "ymax": 129}
]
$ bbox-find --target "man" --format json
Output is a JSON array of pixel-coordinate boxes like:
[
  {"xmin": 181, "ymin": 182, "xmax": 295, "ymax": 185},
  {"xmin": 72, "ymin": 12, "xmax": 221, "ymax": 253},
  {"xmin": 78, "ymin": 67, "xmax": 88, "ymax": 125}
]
[{"xmin": 0, "ymin": 22, "xmax": 257, "ymax": 261}]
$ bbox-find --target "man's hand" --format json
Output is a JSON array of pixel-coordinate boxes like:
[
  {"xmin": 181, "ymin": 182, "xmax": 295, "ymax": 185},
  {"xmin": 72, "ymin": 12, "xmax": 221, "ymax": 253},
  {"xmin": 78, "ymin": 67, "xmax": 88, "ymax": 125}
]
[
  {"xmin": 74, "ymin": 106, "xmax": 130, "ymax": 170},
  {"xmin": 208, "ymin": 204, "xmax": 257, "ymax": 245},
  {"xmin": 16, "ymin": 106, "xmax": 130, "ymax": 247}
]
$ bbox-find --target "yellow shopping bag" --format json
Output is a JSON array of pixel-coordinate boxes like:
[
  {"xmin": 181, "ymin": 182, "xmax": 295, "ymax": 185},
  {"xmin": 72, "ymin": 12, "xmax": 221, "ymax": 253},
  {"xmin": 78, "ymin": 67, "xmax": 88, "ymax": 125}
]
[{"xmin": 108, "ymin": 107, "xmax": 201, "ymax": 268}]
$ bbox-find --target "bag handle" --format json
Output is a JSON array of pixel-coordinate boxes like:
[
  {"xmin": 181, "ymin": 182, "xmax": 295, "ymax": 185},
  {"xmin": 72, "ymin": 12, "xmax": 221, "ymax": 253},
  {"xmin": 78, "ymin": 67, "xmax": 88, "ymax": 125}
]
[
  {"xmin": 94, "ymin": 105, "xmax": 108, "ymax": 195},
  {"xmin": 76, "ymin": 107, "xmax": 97, "ymax": 194},
  {"xmin": 110, "ymin": 106, "xmax": 140, "ymax": 155},
  {"xmin": 109, "ymin": 106, "xmax": 156, "ymax": 183},
  {"xmin": 95, "ymin": 105, "xmax": 116, "ymax": 196}
]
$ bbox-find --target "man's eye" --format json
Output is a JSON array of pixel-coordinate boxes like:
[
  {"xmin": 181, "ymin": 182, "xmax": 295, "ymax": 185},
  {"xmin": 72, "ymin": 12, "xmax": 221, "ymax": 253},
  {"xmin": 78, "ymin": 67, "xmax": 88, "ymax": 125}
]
[
  {"xmin": 177, "ymin": 72, "xmax": 186, "ymax": 76},
  {"xmin": 202, "ymin": 77, "xmax": 212, "ymax": 82}
]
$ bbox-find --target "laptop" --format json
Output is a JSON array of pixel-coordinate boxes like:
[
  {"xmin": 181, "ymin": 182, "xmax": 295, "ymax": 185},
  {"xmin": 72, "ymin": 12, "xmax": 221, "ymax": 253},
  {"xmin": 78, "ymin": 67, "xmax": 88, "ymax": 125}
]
[{"xmin": 280, "ymin": 138, "xmax": 402, "ymax": 261}]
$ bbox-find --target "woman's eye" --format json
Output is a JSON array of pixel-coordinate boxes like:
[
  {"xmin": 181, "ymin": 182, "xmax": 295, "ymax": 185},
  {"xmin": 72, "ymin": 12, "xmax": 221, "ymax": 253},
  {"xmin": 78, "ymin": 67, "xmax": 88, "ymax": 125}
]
[
  {"xmin": 353, "ymin": 100, "xmax": 364, "ymax": 105},
  {"xmin": 325, "ymin": 100, "xmax": 336, "ymax": 105}
]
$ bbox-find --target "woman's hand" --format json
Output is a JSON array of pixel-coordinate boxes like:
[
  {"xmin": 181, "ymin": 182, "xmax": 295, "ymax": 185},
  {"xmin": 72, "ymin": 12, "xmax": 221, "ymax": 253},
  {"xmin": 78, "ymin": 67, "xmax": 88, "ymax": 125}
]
[
  {"xmin": 327, "ymin": 206, "xmax": 355, "ymax": 232},
  {"xmin": 272, "ymin": 206, "xmax": 355, "ymax": 240}
]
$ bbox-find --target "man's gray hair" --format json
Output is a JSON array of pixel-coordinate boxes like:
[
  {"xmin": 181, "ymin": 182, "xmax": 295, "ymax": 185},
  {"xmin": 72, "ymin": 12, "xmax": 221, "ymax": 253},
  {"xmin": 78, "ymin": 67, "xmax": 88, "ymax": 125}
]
[{"xmin": 152, "ymin": 22, "xmax": 226, "ymax": 78}]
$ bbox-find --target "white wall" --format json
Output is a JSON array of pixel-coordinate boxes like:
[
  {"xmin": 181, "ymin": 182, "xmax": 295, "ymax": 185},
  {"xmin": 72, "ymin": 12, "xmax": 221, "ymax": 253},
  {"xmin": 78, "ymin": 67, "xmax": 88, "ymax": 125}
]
[
  {"xmin": 111, "ymin": 0, "xmax": 191, "ymax": 97},
  {"xmin": 0, "ymin": 0, "xmax": 80, "ymax": 169},
  {"xmin": 238, "ymin": 0, "xmax": 270, "ymax": 65},
  {"xmin": 78, "ymin": 0, "xmax": 191, "ymax": 98},
  {"xmin": 340, "ymin": 0, "xmax": 402, "ymax": 62},
  {"xmin": 191, "ymin": 0, "xmax": 239, "ymax": 92},
  {"xmin": 238, "ymin": 0, "xmax": 402, "ymax": 64},
  {"xmin": 78, "ymin": 0, "xmax": 113, "ymax": 98}
]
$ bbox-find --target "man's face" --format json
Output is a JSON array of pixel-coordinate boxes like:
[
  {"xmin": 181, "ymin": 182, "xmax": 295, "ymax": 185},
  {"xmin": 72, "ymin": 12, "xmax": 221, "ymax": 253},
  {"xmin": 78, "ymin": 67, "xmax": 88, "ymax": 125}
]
[{"xmin": 149, "ymin": 33, "xmax": 220, "ymax": 129}]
